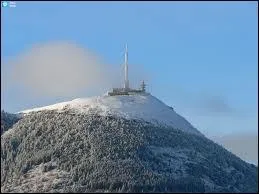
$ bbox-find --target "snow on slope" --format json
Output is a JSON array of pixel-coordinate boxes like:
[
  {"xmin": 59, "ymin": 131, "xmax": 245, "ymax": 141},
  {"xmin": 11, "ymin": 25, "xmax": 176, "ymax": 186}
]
[{"xmin": 19, "ymin": 93, "xmax": 201, "ymax": 136}]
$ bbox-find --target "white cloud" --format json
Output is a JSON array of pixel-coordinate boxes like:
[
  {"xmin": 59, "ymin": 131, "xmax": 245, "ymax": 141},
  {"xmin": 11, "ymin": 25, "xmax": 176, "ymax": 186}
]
[
  {"xmin": 4, "ymin": 41, "xmax": 119, "ymax": 98},
  {"xmin": 211, "ymin": 132, "xmax": 258, "ymax": 165}
]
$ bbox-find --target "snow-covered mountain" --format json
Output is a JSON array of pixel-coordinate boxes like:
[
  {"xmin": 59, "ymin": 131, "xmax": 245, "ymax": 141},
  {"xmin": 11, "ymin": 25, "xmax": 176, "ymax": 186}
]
[
  {"xmin": 1, "ymin": 93, "xmax": 258, "ymax": 193},
  {"xmin": 19, "ymin": 93, "xmax": 201, "ymax": 136}
]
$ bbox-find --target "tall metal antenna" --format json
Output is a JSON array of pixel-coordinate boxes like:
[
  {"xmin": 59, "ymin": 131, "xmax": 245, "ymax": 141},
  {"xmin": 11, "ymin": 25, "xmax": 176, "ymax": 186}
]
[
  {"xmin": 124, "ymin": 44, "xmax": 129, "ymax": 90},
  {"xmin": 141, "ymin": 80, "xmax": 146, "ymax": 92}
]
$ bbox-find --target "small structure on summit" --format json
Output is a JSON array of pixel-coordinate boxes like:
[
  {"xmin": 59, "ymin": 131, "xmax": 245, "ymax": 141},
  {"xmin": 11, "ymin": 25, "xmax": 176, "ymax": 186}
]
[{"xmin": 108, "ymin": 44, "xmax": 147, "ymax": 96}]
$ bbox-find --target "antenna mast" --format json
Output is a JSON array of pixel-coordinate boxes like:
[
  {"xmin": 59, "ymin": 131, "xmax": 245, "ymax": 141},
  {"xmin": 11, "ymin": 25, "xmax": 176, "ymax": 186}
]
[{"xmin": 124, "ymin": 44, "xmax": 129, "ymax": 90}]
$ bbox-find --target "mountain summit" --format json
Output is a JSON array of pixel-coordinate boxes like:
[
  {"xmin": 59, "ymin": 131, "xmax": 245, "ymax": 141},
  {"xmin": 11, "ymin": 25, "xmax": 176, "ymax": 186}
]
[{"xmin": 19, "ymin": 93, "xmax": 202, "ymax": 136}]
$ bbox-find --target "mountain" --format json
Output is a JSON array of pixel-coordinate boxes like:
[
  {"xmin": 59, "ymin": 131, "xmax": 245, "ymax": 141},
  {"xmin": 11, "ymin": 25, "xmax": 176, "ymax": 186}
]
[
  {"xmin": 1, "ymin": 111, "xmax": 21, "ymax": 135},
  {"xmin": 1, "ymin": 93, "xmax": 258, "ymax": 193}
]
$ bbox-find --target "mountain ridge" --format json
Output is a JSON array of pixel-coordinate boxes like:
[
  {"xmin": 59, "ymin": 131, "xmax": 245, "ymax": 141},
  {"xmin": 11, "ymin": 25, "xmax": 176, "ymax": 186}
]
[{"xmin": 18, "ymin": 93, "xmax": 202, "ymax": 136}]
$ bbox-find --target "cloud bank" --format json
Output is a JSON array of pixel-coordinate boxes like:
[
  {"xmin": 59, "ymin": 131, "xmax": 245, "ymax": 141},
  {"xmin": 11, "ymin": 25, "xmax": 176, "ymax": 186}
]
[
  {"xmin": 5, "ymin": 41, "xmax": 119, "ymax": 97},
  {"xmin": 211, "ymin": 132, "xmax": 258, "ymax": 165}
]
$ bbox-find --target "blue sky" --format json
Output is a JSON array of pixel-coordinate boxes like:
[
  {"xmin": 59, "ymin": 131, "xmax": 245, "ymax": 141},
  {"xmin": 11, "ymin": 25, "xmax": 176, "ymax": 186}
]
[{"xmin": 1, "ymin": 2, "xmax": 258, "ymax": 138}]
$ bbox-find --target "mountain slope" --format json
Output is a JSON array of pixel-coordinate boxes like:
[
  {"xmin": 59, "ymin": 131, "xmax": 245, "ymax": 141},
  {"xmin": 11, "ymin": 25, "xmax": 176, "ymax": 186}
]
[
  {"xmin": 19, "ymin": 94, "xmax": 202, "ymax": 136},
  {"xmin": 1, "ymin": 94, "xmax": 258, "ymax": 193},
  {"xmin": 1, "ymin": 111, "xmax": 21, "ymax": 135}
]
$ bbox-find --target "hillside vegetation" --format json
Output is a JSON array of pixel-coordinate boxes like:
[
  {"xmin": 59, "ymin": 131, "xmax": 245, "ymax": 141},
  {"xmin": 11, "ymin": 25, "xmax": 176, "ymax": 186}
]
[{"xmin": 1, "ymin": 111, "xmax": 258, "ymax": 192}]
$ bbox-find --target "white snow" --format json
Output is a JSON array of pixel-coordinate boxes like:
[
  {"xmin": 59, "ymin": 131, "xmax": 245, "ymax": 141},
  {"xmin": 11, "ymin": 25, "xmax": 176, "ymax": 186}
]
[{"xmin": 18, "ymin": 93, "xmax": 201, "ymax": 135}]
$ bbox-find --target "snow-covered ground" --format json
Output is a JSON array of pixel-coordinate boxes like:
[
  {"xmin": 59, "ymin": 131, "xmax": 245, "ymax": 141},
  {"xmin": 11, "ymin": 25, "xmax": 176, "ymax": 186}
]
[
  {"xmin": 19, "ymin": 93, "xmax": 201, "ymax": 135},
  {"xmin": 1, "ymin": 163, "xmax": 70, "ymax": 193}
]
